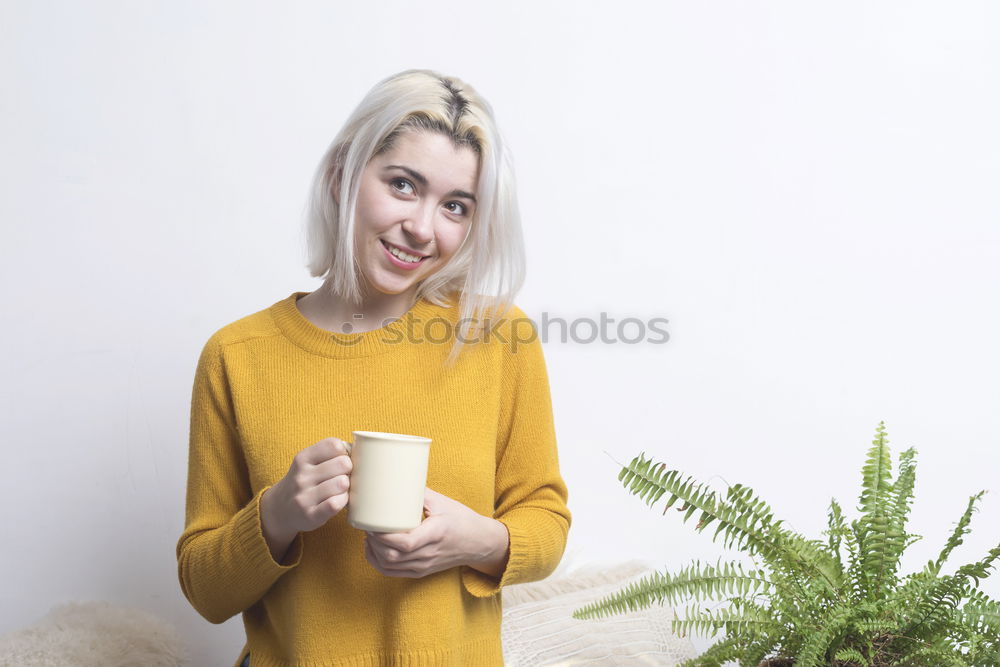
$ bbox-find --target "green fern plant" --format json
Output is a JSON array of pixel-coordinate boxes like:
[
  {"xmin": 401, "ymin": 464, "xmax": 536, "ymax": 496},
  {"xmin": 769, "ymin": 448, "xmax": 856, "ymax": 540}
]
[{"xmin": 573, "ymin": 422, "xmax": 1000, "ymax": 666}]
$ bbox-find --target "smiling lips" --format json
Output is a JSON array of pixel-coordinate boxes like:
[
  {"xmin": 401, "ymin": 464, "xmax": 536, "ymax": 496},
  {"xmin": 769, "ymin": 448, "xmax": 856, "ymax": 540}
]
[{"xmin": 380, "ymin": 239, "xmax": 429, "ymax": 269}]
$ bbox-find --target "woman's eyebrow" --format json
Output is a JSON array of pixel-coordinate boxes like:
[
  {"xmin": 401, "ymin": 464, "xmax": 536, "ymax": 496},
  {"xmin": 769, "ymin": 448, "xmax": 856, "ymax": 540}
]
[{"xmin": 384, "ymin": 165, "xmax": 477, "ymax": 204}]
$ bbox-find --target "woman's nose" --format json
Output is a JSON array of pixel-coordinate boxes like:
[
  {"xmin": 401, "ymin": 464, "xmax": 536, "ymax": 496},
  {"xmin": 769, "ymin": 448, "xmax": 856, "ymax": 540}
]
[{"xmin": 401, "ymin": 205, "xmax": 435, "ymax": 244}]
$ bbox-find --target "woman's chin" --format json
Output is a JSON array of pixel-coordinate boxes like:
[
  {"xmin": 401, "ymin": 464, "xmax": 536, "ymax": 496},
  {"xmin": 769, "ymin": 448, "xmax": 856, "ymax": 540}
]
[{"xmin": 365, "ymin": 274, "xmax": 419, "ymax": 296}]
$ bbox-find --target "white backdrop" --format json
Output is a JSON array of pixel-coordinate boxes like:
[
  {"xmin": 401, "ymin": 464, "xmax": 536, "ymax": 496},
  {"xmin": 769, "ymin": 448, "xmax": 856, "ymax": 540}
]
[{"xmin": 2, "ymin": 2, "xmax": 998, "ymax": 664}]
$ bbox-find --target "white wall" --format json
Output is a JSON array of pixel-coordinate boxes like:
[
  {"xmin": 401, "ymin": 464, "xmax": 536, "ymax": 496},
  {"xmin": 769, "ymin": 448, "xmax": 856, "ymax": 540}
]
[{"xmin": 2, "ymin": 1, "xmax": 998, "ymax": 664}]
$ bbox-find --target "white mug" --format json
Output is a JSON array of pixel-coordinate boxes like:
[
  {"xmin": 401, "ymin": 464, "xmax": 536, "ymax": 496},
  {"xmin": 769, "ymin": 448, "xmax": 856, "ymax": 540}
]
[{"xmin": 347, "ymin": 430, "xmax": 432, "ymax": 533}]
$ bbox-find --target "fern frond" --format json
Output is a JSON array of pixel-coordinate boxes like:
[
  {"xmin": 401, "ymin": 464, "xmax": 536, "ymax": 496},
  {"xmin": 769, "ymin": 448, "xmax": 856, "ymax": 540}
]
[
  {"xmin": 843, "ymin": 518, "xmax": 863, "ymax": 602},
  {"xmin": 898, "ymin": 573, "xmax": 974, "ymax": 640},
  {"xmin": 856, "ymin": 510, "xmax": 904, "ymax": 601},
  {"xmin": 970, "ymin": 648, "xmax": 1000, "ymax": 667},
  {"xmin": 889, "ymin": 448, "xmax": 916, "ymax": 521},
  {"xmin": 671, "ymin": 601, "xmax": 782, "ymax": 638},
  {"xmin": 726, "ymin": 484, "xmax": 844, "ymax": 591},
  {"xmin": 617, "ymin": 453, "xmax": 842, "ymax": 593},
  {"xmin": 570, "ymin": 559, "xmax": 773, "ymax": 620},
  {"xmin": 966, "ymin": 631, "xmax": 1000, "ymax": 667},
  {"xmin": 858, "ymin": 421, "xmax": 892, "ymax": 518},
  {"xmin": 795, "ymin": 601, "xmax": 855, "ymax": 666},
  {"xmin": 961, "ymin": 593, "xmax": 1000, "ymax": 635},
  {"xmin": 833, "ymin": 647, "xmax": 869, "ymax": 666},
  {"xmin": 826, "ymin": 498, "xmax": 847, "ymax": 566},
  {"xmin": 855, "ymin": 421, "xmax": 903, "ymax": 601},
  {"xmin": 679, "ymin": 637, "xmax": 742, "ymax": 667},
  {"xmin": 925, "ymin": 491, "xmax": 986, "ymax": 576},
  {"xmin": 892, "ymin": 637, "xmax": 967, "ymax": 666},
  {"xmin": 737, "ymin": 638, "xmax": 773, "ymax": 667},
  {"xmin": 954, "ymin": 542, "xmax": 1000, "ymax": 586},
  {"xmin": 617, "ymin": 454, "xmax": 674, "ymax": 508},
  {"xmin": 888, "ymin": 447, "xmax": 918, "ymax": 561}
]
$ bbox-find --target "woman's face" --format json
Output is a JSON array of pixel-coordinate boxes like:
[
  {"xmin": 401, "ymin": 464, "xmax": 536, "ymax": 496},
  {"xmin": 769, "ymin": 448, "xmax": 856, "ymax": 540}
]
[{"xmin": 352, "ymin": 129, "xmax": 479, "ymax": 300}]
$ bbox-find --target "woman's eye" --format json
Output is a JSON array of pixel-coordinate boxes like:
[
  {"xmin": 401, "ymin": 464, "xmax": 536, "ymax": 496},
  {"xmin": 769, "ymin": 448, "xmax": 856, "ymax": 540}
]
[
  {"xmin": 391, "ymin": 178, "xmax": 414, "ymax": 195},
  {"xmin": 390, "ymin": 179, "xmax": 466, "ymax": 217}
]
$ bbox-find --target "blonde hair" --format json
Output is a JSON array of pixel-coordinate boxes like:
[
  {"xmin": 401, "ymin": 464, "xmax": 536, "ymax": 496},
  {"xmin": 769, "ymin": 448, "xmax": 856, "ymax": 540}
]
[{"xmin": 303, "ymin": 69, "xmax": 526, "ymax": 365}]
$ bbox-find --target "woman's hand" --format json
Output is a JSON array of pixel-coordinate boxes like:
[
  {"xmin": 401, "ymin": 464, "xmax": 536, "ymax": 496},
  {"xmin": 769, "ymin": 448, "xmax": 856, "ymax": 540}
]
[
  {"xmin": 363, "ymin": 487, "xmax": 510, "ymax": 579},
  {"xmin": 260, "ymin": 437, "xmax": 353, "ymax": 562}
]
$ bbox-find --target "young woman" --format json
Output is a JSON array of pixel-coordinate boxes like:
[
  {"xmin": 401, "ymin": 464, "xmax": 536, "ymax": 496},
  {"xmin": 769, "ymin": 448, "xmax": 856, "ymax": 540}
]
[{"xmin": 176, "ymin": 69, "xmax": 572, "ymax": 667}]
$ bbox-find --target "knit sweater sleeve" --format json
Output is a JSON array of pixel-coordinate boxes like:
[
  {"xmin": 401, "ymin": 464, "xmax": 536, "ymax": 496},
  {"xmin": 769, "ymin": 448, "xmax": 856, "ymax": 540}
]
[
  {"xmin": 175, "ymin": 332, "xmax": 304, "ymax": 624},
  {"xmin": 462, "ymin": 310, "xmax": 572, "ymax": 597}
]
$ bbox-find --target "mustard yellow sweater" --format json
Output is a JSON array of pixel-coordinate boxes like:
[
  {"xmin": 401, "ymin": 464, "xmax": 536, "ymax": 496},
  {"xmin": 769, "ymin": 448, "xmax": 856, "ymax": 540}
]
[{"xmin": 176, "ymin": 291, "xmax": 572, "ymax": 667}]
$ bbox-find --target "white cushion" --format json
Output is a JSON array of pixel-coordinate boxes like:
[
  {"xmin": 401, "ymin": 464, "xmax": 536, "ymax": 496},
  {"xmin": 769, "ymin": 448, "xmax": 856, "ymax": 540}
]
[{"xmin": 502, "ymin": 560, "xmax": 698, "ymax": 666}]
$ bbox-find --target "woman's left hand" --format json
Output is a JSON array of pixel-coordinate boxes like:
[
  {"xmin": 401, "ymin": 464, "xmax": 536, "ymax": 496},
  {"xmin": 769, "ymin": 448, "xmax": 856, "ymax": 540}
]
[{"xmin": 363, "ymin": 487, "xmax": 509, "ymax": 579}]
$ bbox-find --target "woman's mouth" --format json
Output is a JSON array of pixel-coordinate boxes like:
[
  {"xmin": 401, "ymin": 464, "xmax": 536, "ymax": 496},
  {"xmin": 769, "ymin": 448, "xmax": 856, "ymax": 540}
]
[{"xmin": 380, "ymin": 239, "xmax": 429, "ymax": 270}]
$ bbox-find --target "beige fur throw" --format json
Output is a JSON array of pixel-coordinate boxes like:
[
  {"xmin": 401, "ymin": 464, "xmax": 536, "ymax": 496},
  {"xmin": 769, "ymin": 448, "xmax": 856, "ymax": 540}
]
[{"xmin": 0, "ymin": 601, "xmax": 186, "ymax": 667}]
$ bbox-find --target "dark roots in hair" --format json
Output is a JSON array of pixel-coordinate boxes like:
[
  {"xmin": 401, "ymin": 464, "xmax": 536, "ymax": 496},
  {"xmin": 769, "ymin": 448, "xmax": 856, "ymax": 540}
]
[{"xmin": 375, "ymin": 76, "xmax": 482, "ymax": 158}]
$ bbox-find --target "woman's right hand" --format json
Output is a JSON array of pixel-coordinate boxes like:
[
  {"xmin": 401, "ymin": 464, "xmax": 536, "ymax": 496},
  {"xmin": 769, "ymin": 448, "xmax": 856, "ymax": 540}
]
[{"xmin": 260, "ymin": 437, "xmax": 353, "ymax": 562}]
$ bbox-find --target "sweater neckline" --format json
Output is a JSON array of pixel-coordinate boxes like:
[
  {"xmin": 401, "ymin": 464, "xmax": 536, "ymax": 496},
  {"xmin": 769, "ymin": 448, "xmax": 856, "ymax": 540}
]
[{"xmin": 270, "ymin": 291, "xmax": 445, "ymax": 359}]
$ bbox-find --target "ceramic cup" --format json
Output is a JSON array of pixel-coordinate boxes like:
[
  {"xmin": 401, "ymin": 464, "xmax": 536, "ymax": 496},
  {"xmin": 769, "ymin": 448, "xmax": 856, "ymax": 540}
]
[{"xmin": 346, "ymin": 430, "xmax": 432, "ymax": 533}]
